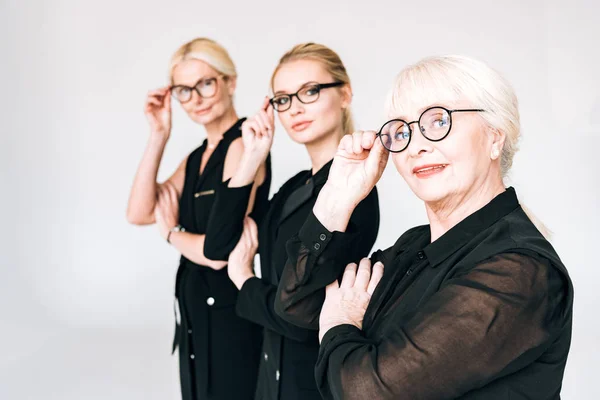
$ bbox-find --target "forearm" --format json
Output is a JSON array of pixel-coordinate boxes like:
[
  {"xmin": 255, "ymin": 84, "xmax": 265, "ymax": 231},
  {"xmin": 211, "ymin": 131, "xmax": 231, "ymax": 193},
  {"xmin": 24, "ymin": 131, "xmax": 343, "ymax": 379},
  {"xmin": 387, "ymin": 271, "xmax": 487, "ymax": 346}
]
[
  {"xmin": 236, "ymin": 277, "xmax": 317, "ymax": 342},
  {"xmin": 127, "ymin": 135, "xmax": 169, "ymax": 224},
  {"xmin": 227, "ymin": 152, "xmax": 263, "ymax": 188},
  {"xmin": 169, "ymin": 231, "xmax": 227, "ymax": 270}
]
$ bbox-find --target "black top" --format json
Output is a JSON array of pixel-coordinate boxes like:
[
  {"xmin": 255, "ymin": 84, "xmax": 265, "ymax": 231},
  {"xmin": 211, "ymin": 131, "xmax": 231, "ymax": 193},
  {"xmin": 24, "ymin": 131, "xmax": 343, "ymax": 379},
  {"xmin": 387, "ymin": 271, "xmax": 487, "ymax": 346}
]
[
  {"xmin": 174, "ymin": 118, "xmax": 271, "ymax": 400},
  {"xmin": 210, "ymin": 159, "xmax": 380, "ymax": 400},
  {"xmin": 276, "ymin": 187, "xmax": 574, "ymax": 400}
]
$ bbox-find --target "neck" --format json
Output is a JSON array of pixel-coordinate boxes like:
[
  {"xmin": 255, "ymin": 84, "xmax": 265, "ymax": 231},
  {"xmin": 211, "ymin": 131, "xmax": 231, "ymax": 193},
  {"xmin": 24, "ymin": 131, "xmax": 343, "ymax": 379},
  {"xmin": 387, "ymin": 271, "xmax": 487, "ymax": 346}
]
[
  {"xmin": 306, "ymin": 125, "xmax": 344, "ymax": 174},
  {"xmin": 204, "ymin": 107, "xmax": 239, "ymax": 146},
  {"xmin": 425, "ymin": 176, "xmax": 505, "ymax": 242}
]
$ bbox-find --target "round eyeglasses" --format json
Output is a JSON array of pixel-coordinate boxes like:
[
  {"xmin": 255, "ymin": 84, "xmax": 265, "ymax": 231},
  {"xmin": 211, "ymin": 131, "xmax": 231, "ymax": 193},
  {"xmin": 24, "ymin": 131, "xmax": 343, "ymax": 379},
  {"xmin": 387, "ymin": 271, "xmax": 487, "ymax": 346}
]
[
  {"xmin": 170, "ymin": 75, "xmax": 224, "ymax": 103},
  {"xmin": 377, "ymin": 106, "xmax": 485, "ymax": 152},
  {"xmin": 270, "ymin": 82, "xmax": 344, "ymax": 112}
]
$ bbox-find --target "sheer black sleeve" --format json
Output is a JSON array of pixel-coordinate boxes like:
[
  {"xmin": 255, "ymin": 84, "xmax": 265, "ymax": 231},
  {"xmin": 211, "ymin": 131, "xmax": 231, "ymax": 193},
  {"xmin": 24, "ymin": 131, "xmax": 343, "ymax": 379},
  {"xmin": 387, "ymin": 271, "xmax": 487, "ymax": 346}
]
[
  {"xmin": 275, "ymin": 188, "xmax": 380, "ymax": 329},
  {"xmin": 235, "ymin": 277, "xmax": 317, "ymax": 342},
  {"xmin": 315, "ymin": 252, "xmax": 572, "ymax": 400}
]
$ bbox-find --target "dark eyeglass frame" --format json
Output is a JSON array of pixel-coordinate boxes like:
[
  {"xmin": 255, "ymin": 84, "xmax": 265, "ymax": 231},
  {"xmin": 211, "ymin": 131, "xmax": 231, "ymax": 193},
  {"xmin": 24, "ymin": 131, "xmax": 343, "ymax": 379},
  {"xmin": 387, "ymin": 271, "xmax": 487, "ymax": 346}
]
[
  {"xmin": 376, "ymin": 106, "xmax": 486, "ymax": 153},
  {"xmin": 269, "ymin": 81, "xmax": 345, "ymax": 112},
  {"xmin": 170, "ymin": 75, "xmax": 225, "ymax": 103}
]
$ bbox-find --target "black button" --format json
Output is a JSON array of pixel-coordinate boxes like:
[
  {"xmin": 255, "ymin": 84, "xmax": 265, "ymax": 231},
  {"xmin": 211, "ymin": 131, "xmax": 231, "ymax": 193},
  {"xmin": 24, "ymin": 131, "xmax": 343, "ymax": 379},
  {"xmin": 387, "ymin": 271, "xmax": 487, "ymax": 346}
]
[
  {"xmin": 306, "ymin": 179, "xmax": 311, "ymax": 185},
  {"xmin": 314, "ymin": 243, "xmax": 321, "ymax": 250},
  {"xmin": 319, "ymin": 233, "xmax": 327, "ymax": 241},
  {"xmin": 417, "ymin": 251, "xmax": 425, "ymax": 260},
  {"xmin": 406, "ymin": 268, "xmax": 413, "ymax": 276}
]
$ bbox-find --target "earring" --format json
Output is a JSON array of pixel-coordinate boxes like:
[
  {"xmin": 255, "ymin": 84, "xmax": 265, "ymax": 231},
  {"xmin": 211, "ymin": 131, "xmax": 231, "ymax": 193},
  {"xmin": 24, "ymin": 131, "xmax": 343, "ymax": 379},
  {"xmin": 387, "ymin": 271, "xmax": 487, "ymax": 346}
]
[{"xmin": 491, "ymin": 148, "xmax": 500, "ymax": 159}]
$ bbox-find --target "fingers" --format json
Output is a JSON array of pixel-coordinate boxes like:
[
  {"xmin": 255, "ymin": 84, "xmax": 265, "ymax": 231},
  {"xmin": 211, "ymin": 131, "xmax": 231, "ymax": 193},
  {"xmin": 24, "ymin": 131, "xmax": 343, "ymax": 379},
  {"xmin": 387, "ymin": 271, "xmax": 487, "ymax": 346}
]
[
  {"xmin": 147, "ymin": 87, "xmax": 169, "ymax": 97},
  {"xmin": 156, "ymin": 184, "xmax": 165, "ymax": 205},
  {"xmin": 243, "ymin": 218, "xmax": 254, "ymax": 249},
  {"xmin": 266, "ymin": 98, "xmax": 275, "ymax": 122},
  {"xmin": 352, "ymin": 131, "xmax": 364, "ymax": 154},
  {"xmin": 338, "ymin": 134, "xmax": 353, "ymax": 155},
  {"xmin": 340, "ymin": 263, "xmax": 357, "ymax": 289},
  {"xmin": 366, "ymin": 132, "xmax": 390, "ymax": 174},
  {"xmin": 354, "ymin": 258, "xmax": 372, "ymax": 291},
  {"xmin": 246, "ymin": 217, "xmax": 259, "ymax": 245},
  {"xmin": 261, "ymin": 96, "xmax": 270, "ymax": 111},
  {"xmin": 244, "ymin": 119, "xmax": 262, "ymax": 138},
  {"xmin": 164, "ymin": 88, "xmax": 171, "ymax": 109},
  {"xmin": 256, "ymin": 111, "xmax": 273, "ymax": 136},
  {"xmin": 338, "ymin": 131, "xmax": 376, "ymax": 156},
  {"xmin": 146, "ymin": 88, "xmax": 171, "ymax": 114},
  {"xmin": 166, "ymin": 181, "xmax": 178, "ymax": 206},
  {"xmin": 325, "ymin": 279, "xmax": 340, "ymax": 295},
  {"xmin": 254, "ymin": 114, "xmax": 267, "ymax": 135},
  {"xmin": 361, "ymin": 130, "xmax": 377, "ymax": 149},
  {"xmin": 366, "ymin": 262, "xmax": 384, "ymax": 296}
]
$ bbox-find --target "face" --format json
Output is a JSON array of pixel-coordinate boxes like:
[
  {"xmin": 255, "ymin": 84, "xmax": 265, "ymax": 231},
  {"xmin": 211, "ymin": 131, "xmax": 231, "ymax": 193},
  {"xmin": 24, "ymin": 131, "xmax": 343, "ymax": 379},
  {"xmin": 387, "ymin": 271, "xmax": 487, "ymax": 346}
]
[
  {"xmin": 272, "ymin": 59, "xmax": 351, "ymax": 144},
  {"xmin": 171, "ymin": 59, "xmax": 236, "ymax": 126},
  {"xmin": 388, "ymin": 98, "xmax": 505, "ymax": 205}
]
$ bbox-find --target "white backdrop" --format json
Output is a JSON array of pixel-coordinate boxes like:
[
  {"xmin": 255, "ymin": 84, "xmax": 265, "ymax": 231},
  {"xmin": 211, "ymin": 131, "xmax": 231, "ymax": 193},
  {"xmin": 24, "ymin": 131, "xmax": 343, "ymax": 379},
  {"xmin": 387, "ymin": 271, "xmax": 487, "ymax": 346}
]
[{"xmin": 1, "ymin": 0, "xmax": 598, "ymax": 398}]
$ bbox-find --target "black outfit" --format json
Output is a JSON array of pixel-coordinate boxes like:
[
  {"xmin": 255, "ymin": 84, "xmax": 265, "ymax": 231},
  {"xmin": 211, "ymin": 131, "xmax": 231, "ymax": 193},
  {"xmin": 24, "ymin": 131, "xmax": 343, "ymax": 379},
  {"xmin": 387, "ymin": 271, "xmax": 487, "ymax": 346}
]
[
  {"xmin": 276, "ymin": 187, "xmax": 573, "ymax": 400},
  {"xmin": 210, "ymin": 159, "xmax": 380, "ymax": 400},
  {"xmin": 173, "ymin": 118, "xmax": 271, "ymax": 400}
]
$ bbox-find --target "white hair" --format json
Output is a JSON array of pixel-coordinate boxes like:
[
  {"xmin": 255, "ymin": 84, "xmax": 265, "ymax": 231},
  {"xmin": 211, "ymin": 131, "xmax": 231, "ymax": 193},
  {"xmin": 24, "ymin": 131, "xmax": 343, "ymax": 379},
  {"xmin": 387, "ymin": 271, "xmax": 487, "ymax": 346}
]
[{"xmin": 386, "ymin": 55, "xmax": 551, "ymax": 238}]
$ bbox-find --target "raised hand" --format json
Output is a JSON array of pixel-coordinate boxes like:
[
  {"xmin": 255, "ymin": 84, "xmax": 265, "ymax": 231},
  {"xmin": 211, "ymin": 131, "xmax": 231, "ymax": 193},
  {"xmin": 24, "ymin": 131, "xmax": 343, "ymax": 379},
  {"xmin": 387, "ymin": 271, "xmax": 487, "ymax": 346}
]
[
  {"xmin": 326, "ymin": 130, "xmax": 389, "ymax": 207},
  {"xmin": 144, "ymin": 86, "xmax": 172, "ymax": 140}
]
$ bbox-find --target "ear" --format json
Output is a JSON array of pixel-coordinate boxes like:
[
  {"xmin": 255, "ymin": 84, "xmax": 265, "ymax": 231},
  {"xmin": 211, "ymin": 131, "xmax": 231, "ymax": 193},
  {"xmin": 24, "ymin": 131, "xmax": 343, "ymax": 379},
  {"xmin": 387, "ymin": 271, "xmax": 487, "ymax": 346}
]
[
  {"xmin": 489, "ymin": 128, "xmax": 506, "ymax": 160},
  {"xmin": 226, "ymin": 76, "xmax": 237, "ymax": 96},
  {"xmin": 340, "ymin": 83, "xmax": 353, "ymax": 109}
]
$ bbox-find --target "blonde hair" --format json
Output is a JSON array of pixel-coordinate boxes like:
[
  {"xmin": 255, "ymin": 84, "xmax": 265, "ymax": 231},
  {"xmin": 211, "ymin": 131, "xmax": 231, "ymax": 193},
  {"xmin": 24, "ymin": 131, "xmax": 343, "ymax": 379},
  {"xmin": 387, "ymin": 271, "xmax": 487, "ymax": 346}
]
[
  {"xmin": 387, "ymin": 55, "xmax": 551, "ymax": 238},
  {"xmin": 271, "ymin": 43, "xmax": 354, "ymax": 134},
  {"xmin": 169, "ymin": 38, "xmax": 236, "ymax": 82}
]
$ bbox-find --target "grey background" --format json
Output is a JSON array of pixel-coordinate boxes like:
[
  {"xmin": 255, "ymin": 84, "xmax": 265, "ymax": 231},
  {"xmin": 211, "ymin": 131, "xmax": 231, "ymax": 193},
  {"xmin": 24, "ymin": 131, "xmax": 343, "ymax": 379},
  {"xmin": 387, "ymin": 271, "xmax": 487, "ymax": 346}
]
[{"xmin": 1, "ymin": 0, "xmax": 598, "ymax": 398}]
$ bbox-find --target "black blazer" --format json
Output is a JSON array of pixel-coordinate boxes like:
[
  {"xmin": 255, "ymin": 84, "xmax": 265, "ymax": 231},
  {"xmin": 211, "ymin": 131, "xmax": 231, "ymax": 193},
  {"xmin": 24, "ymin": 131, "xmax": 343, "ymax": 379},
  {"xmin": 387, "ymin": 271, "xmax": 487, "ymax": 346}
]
[{"xmin": 211, "ymin": 159, "xmax": 380, "ymax": 400}]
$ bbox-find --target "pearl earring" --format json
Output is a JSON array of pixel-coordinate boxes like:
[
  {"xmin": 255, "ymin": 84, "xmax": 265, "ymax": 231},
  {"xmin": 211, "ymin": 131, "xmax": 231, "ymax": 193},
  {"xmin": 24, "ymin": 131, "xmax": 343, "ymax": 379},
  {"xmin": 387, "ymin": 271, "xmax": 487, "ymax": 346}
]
[{"xmin": 491, "ymin": 148, "xmax": 500, "ymax": 159}]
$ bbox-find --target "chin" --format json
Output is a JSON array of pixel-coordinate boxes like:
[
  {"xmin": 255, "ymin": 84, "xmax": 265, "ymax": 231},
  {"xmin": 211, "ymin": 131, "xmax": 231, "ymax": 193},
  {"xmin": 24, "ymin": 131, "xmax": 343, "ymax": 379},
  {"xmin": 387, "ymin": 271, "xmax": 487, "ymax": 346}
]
[
  {"xmin": 409, "ymin": 181, "xmax": 451, "ymax": 204},
  {"xmin": 191, "ymin": 108, "xmax": 221, "ymax": 126}
]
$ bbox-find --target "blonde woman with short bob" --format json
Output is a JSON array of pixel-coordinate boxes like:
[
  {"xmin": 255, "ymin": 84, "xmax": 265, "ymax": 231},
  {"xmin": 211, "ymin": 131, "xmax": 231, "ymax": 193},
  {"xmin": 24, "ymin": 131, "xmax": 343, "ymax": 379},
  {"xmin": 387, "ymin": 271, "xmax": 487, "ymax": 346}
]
[
  {"xmin": 276, "ymin": 55, "xmax": 573, "ymax": 399},
  {"xmin": 127, "ymin": 38, "xmax": 269, "ymax": 400}
]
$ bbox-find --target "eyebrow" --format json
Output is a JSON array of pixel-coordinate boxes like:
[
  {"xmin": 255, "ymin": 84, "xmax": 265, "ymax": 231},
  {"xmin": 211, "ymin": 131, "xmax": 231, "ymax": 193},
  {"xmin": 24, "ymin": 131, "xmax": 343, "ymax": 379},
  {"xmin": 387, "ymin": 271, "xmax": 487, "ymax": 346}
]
[
  {"xmin": 172, "ymin": 75, "xmax": 215, "ymax": 87},
  {"xmin": 395, "ymin": 104, "xmax": 451, "ymax": 120},
  {"xmin": 273, "ymin": 81, "xmax": 315, "ymax": 96}
]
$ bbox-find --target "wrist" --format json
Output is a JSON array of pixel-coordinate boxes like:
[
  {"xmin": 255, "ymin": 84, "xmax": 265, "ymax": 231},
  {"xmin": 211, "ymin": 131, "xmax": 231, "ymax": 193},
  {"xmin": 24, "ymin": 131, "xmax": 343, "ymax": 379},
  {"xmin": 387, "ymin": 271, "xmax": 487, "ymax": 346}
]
[
  {"xmin": 229, "ymin": 154, "xmax": 262, "ymax": 187},
  {"xmin": 319, "ymin": 319, "xmax": 360, "ymax": 343},
  {"xmin": 166, "ymin": 224, "xmax": 185, "ymax": 243},
  {"xmin": 313, "ymin": 184, "xmax": 357, "ymax": 232},
  {"xmin": 150, "ymin": 130, "xmax": 170, "ymax": 144},
  {"xmin": 231, "ymin": 268, "xmax": 255, "ymax": 290}
]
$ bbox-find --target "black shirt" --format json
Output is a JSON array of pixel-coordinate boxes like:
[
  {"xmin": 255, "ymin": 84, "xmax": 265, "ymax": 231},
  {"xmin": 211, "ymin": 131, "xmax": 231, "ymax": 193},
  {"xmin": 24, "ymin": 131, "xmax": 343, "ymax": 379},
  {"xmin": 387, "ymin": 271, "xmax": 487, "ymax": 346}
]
[
  {"xmin": 210, "ymin": 159, "xmax": 380, "ymax": 400},
  {"xmin": 276, "ymin": 187, "xmax": 573, "ymax": 400}
]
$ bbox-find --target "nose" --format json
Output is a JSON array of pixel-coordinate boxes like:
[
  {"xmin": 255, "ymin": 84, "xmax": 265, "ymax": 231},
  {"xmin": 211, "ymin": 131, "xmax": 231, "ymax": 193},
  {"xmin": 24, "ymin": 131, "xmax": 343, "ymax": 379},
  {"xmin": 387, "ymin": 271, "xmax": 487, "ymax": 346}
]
[
  {"xmin": 288, "ymin": 96, "xmax": 304, "ymax": 116},
  {"xmin": 190, "ymin": 89, "xmax": 204, "ymax": 105},
  {"xmin": 406, "ymin": 121, "xmax": 433, "ymax": 157}
]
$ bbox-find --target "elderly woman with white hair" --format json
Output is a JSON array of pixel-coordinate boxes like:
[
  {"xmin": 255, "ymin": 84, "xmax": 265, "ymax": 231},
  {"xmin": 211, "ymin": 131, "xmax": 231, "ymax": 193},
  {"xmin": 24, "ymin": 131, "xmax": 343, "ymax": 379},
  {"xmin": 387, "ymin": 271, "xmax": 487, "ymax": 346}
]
[{"xmin": 271, "ymin": 55, "xmax": 574, "ymax": 399}]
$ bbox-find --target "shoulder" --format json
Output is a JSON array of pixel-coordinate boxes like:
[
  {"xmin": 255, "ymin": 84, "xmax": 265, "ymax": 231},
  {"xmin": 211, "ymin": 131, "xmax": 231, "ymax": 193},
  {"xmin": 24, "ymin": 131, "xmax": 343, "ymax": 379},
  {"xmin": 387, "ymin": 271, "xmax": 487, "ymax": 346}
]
[{"xmin": 224, "ymin": 136, "xmax": 244, "ymax": 159}]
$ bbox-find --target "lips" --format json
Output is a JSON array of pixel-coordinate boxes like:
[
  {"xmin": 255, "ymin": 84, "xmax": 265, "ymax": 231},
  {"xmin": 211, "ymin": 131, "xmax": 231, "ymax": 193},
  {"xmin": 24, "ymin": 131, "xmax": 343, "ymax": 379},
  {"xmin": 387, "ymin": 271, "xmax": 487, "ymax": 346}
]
[
  {"xmin": 291, "ymin": 121, "xmax": 312, "ymax": 132},
  {"xmin": 194, "ymin": 106, "xmax": 212, "ymax": 115},
  {"xmin": 413, "ymin": 164, "xmax": 448, "ymax": 178}
]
